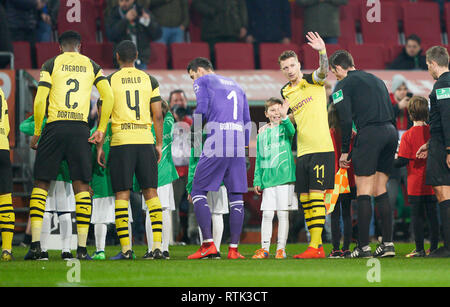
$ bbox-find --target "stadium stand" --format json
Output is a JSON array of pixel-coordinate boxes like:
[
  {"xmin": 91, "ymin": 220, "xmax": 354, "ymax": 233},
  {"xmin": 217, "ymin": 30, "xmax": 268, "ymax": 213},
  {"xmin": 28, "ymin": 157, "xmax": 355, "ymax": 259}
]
[
  {"xmin": 148, "ymin": 42, "xmax": 168, "ymax": 69},
  {"xmin": 402, "ymin": 2, "xmax": 442, "ymax": 46},
  {"xmin": 214, "ymin": 43, "xmax": 255, "ymax": 70},
  {"xmin": 35, "ymin": 42, "xmax": 60, "ymax": 68},
  {"xmin": 259, "ymin": 43, "xmax": 300, "ymax": 70},
  {"xmin": 12, "ymin": 42, "xmax": 32, "ymax": 70},
  {"xmin": 347, "ymin": 43, "xmax": 387, "ymax": 69},
  {"xmin": 170, "ymin": 42, "xmax": 210, "ymax": 70},
  {"xmin": 82, "ymin": 42, "xmax": 114, "ymax": 69},
  {"xmin": 56, "ymin": 0, "xmax": 99, "ymax": 43},
  {"xmin": 290, "ymin": 2, "xmax": 304, "ymax": 47},
  {"xmin": 301, "ymin": 43, "xmax": 344, "ymax": 69},
  {"xmin": 360, "ymin": 2, "xmax": 399, "ymax": 45}
]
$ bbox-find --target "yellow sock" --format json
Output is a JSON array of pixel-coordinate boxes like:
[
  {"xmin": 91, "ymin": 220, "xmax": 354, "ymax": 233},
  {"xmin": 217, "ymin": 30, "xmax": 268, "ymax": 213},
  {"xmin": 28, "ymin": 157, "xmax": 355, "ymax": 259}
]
[
  {"xmin": 75, "ymin": 191, "xmax": 92, "ymax": 247},
  {"xmin": 146, "ymin": 197, "xmax": 162, "ymax": 250},
  {"xmin": 0, "ymin": 193, "xmax": 14, "ymax": 251},
  {"xmin": 115, "ymin": 199, "xmax": 130, "ymax": 253},
  {"xmin": 29, "ymin": 188, "xmax": 48, "ymax": 243},
  {"xmin": 307, "ymin": 192, "xmax": 326, "ymax": 249}
]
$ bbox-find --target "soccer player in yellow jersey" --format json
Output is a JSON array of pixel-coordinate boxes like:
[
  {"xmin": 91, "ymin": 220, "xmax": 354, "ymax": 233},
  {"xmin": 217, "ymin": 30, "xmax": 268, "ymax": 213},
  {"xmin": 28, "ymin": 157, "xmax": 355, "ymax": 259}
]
[
  {"xmin": 0, "ymin": 88, "xmax": 14, "ymax": 261},
  {"xmin": 25, "ymin": 31, "xmax": 114, "ymax": 260},
  {"xmin": 96, "ymin": 40, "xmax": 164, "ymax": 260},
  {"xmin": 279, "ymin": 32, "xmax": 335, "ymax": 258}
]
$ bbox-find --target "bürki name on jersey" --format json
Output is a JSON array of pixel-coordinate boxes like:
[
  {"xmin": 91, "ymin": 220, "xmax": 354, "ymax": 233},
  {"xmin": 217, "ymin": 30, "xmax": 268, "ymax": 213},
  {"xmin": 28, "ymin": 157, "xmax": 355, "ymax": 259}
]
[
  {"xmin": 57, "ymin": 111, "xmax": 84, "ymax": 120},
  {"xmin": 121, "ymin": 77, "xmax": 142, "ymax": 84},
  {"xmin": 291, "ymin": 96, "xmax": 313, "ymax": 112},
  {"xmin": 120, "ymin": 123, "xmax": 148, "ymax": 130},
  {"xmin": 61, "ymin": 64, "xmax": 87, "ymax": 73}
]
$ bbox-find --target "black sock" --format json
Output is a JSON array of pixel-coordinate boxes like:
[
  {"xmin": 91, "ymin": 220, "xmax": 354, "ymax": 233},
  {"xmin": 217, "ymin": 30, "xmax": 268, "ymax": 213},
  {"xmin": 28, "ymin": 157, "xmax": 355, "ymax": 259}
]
[
  {"xmin": 374, "ymin": 193, "xmax": 393, "ymax": 243},
  {"xmin": 341, "ymin": 197, "xmax": 352, "ymax": 251},
  {"xmin": 330, "ymin": 198, "xmax": 341, "ymax": 250},
  {"xmin": 425, "ymin": 201, "xmax": 440, "ymax": 251},
  {"xmin": 411, "ymin": 201, "xmax": 425, "ymax": 252},
  {"xmin": 357, "ymin": 195, "xmax": 372, "ymax": 248},
  {"xmin": 439, "ymin": 200, "xmax": 450, "ymax": 250}
]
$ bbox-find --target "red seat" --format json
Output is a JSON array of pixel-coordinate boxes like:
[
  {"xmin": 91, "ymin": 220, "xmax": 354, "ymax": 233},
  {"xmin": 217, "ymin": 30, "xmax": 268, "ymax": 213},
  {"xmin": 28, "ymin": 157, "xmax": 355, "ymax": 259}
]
[
  {"xmin": 82, "ymin": 42, "xmax": 114, "ymax": 69},
  {"xmin": 360, "ymin": 2, "xmax": 399, "ymax": 45},
  {"xmin": 402, "ymin": 2, "xmax": 442, "ymax": 46},
  {"xmin": 57, "ymin": 0, "xmax": 99, "ymax": 43},
  {"xmin": 214, "ymin": 43, "xmax": 254, "ymax": 70},
  {"xmin": 347, "ymin": 44, "xmax": 387, "ymax": 69},
  {"xmin": 12, "ymin": 41, "xmax": 32, "ymax": 69},
  {"xmin": 170, "ymin": 42, "xmax": 209, "ymax": 69},
  {"xmin": 188, "ymin": 1, "xmax": 202, "ymax": 42},
  {"xmin": 388, "ymin": 44, "xmax": 404, "ymax": 64},
  {"xmin": 290, "ymin": 2, "xmax": 304, "ymax": 46},
  {"xmin": 301, "ymin": 44, "xmax": 344, "ymax": 70},
  {"xmin": 444, "ymin": 3, "xmax": 450, "ymax": 44},
  {"xmin": 148, "ymin": 42, "xmax": 168, "ymax": 69},
  {"xmin": 35, "ymin": 42, "xmax": 60, "ymax": 68},
  {"xmin": 259, "ymin": 43, "xmax": 300, "ymax": 70}
]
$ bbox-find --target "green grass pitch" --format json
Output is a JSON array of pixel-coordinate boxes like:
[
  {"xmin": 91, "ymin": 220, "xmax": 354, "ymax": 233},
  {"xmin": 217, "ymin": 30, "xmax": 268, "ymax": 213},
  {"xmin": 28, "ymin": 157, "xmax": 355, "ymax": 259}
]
[{"xmin": 1, "ymin": 243, "xmax": 449, "ymax": 287}]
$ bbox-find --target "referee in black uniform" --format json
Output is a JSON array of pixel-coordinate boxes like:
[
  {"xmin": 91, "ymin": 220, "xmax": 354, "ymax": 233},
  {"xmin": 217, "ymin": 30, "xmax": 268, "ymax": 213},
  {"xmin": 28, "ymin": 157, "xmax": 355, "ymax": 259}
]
[
  {"xmin": 329, "ymin": 50, "xmax": 398, "ymax": 258},
  {"xmin": 416, "ymin": 46, "xmax": 450, "ymax": 258}
]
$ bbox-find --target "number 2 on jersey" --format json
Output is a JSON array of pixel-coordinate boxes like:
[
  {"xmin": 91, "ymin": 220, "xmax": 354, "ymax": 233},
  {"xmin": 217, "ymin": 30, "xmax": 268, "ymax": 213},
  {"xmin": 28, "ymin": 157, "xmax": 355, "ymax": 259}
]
[
  {"xmin": 227, "ymin": 90, "xmax": 238, "ymax": 120},
  {"xmin": 65, "ymin": 79, "xmax": 79, "ymax": 109}
]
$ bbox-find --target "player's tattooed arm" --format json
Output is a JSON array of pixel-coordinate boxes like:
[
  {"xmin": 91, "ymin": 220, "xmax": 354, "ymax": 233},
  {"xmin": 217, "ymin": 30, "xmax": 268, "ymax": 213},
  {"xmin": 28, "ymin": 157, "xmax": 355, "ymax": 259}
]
[
  {"xmin": 306, "ymin": 31, "xmax": 328, "ymax": 80},
  {"xmin": 316, "ymin": 50, "xmax": 329, "ymax": 80}
]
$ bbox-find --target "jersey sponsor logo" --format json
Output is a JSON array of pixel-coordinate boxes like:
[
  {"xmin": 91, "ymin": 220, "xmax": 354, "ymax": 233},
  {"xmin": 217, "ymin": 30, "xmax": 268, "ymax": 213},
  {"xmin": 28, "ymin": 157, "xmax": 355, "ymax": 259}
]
[
  {"xmin": 436, "ymin": 87, "xmax": 450, "ymax": 100},
  {"xmin": 291, "ymin": 96, "xmax": 313, "ymax": 113},
  {"xmin": 332, "ymin": 90, "xmax": 344, "ymax": 104}
]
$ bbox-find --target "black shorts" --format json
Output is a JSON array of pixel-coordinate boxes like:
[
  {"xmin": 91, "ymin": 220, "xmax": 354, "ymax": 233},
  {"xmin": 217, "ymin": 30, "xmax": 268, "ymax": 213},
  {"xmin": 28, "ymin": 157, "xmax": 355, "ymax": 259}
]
[
  {"xmin": 108, "ymin": 144, "xmax": 158, "ymax": 192},
  {"xmin": 426, "ymin": 137, "xmax": 450, "ymax": 187},
  {"xmin": 34, "ymin": 121, "xmax": 92, "ymax": 183},
  {"xmin": 0, "ymin": 149, "xmax": 12, "ymax": 194},
  {"xmin": 295, "ymin": 151, "xmax": 335, "ymax": 193},
  {"xmin": 351, "ymin": 123, "xmax": 398, "ymax": 177}
]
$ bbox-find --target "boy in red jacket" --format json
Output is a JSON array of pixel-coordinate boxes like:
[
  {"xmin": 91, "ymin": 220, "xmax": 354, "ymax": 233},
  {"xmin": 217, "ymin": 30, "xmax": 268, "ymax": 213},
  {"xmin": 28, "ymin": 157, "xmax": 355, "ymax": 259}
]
[{"xmin": 396, "ymin": 96, "xmax": 439, "ymax": 257}]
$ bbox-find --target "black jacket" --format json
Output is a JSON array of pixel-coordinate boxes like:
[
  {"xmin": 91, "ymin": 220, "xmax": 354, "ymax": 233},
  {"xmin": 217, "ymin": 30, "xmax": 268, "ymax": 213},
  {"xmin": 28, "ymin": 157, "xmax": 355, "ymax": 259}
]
[
  {"xmin": 106, "ymin": 4, "xmax": 162, "ymax": 66},
  {"xmin": 4, "ymin": 0, "xmax": 39, "ymax": 30},
  {"xmin": 429, "ymin": 71, "xmax": 450, "ymax": 147},
  {"xmin": 0, "ymin": 4, "xmax": 12, "ymax": 68},
  {"xmin": 387, "ymin": 48, "xmax": 427, "ymax": 70},
  {"xmin": 332, "ymin": 70, "xmax": 395, "ymax": 153}
]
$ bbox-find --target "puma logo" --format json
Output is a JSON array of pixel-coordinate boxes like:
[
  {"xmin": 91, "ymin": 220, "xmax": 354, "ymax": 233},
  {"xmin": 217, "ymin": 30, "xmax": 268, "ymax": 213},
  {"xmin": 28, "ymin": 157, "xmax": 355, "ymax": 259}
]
[
  {"xmin": 1, "ymin": 214, "xmax": 10, "ymax": 219},
  {"xmin": 79, "ymin": 206, "xmax": 89, "ymax": 211},
  {"xmin": 234, "ymin": 208, "xmax": 242, "ymax": 213},
  {"xmin": 317, "ymin": 180, "xmax": 324, "ymax": 185}
]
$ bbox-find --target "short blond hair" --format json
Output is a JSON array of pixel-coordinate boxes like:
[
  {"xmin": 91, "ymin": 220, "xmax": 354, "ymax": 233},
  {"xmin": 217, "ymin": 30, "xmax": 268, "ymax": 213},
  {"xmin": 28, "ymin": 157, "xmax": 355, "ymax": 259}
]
[{"xmin": 278, "ymin": 50, "xmax": 298, "ymax": 65}]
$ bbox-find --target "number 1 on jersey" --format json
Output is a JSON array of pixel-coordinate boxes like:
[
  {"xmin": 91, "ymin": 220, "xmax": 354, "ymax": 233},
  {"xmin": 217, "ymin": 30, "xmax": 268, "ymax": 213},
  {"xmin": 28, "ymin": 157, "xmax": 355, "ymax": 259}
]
[{"xmin": 227, "ymin": 90, "xmax": 238, "ymax": 120}]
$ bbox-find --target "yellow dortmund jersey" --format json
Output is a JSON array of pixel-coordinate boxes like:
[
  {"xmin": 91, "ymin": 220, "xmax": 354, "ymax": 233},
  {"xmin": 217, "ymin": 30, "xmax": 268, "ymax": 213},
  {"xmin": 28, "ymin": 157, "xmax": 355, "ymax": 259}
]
[
  {"xmin": 38, "ymin": 52, "xmax": 105, "ymax": 125},
  {"xmin": 281, "ymin": 73, "xmax": 333, "ymax": 157},
  {"xmin": 108, "ymin": 67, "xmax": 161, "ymax": 146},
  {"xmin": 0, "ymin": 88, "xmax": 10, "ymax": 150}
]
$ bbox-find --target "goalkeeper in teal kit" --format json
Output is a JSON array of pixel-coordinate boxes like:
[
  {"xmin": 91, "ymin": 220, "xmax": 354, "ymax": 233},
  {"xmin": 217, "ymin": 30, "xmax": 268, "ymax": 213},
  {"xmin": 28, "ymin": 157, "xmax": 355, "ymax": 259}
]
[{"xmin": 252, "ymin": 98, "xmax": 297, "ymax": 259}]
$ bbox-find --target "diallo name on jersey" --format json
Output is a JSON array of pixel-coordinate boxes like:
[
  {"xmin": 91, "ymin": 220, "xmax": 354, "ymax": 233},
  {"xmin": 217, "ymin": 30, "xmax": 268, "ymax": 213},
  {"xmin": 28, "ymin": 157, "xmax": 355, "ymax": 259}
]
[
  {"xmin": 61, "ymin": 64, "xmax": 87, "ymax": 73},
  {"xmin": 121, "ymin": 77, "xmax": 142, "ymax": 84}
]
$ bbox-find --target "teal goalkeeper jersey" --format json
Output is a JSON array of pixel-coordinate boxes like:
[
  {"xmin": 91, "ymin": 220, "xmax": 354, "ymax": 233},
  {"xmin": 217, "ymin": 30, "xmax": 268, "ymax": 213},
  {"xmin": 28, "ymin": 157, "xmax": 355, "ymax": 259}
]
[
  {"xmin": 253, "ymin": 118, "xmax": 296, "ymax": 189},
  {"xmin": 19, "ymin": 115, "xmax": 71, "ymax": 183},
  {"xmin": 90, "ymin": 122, "xmax": 114, "ymax": 199}
]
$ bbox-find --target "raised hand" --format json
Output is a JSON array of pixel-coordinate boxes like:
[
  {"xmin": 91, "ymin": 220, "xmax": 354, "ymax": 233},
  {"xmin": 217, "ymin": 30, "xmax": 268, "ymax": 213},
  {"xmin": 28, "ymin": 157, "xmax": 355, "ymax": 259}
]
[{"xmin": 306, "ymin": 32, "xmax": 326, "ymax": 52}]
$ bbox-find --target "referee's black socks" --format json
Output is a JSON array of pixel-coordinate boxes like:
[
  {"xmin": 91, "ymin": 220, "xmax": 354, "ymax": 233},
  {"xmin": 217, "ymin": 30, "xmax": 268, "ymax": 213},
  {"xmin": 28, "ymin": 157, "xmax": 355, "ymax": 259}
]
[
  {"xmin": 439, "ymin": 200, "xmax": 450, "ymax": 250},
  {"xmin": 374, "ymin": 193, "xmax": 393, "ymax": 244},
  {"xmin": 356, "ymin": 195, "xmax": 372, "ymax": 249}
]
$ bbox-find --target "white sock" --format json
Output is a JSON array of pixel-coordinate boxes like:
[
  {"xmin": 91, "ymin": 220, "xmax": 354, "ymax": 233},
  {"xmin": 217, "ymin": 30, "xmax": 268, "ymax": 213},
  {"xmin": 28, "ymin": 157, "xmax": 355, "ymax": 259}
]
[
  {"xmin": 94, "ymin": 223, "xmax": 107, "ymax": 252},
  {"xmin": 261, "ymin": 210, "xmax": 274, "ymax": 252},
  {"xmin": 128, "ymin": 221, "xmax": 133, "ymax": 250},
  {"xmin": 276, "ymin": 210, "xmax": 289, "ymax": 251},
  {"xmin": 145, "ymin": 210, "xmax": 152, "ymax": 252},
  {"xmin": 162, "ymin": 208, "xmax": 171, "ymax": 252},
  {"xmin": 58, "ymin": 213, "xmax": 72, "ymax": 253},
  {"xmin": 212, "ymin": 213, "xmax": 224, "ymax": 252},
  {"xmin": 40, "ymin": 212, "xmax": 52, "ymax": 252}
]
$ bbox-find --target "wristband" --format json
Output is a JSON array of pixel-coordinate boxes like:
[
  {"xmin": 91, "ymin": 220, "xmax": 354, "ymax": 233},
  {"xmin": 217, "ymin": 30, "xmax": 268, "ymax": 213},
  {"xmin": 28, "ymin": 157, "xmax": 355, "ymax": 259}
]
[{"xmin": 319, "ymin": 49, "xmax": 326, "ymax": 55}]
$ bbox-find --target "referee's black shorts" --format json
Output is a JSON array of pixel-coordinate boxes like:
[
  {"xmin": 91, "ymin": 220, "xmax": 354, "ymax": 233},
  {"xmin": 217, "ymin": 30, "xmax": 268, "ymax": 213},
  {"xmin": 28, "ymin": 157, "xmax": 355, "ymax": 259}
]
[
  {"xmin": 108, "ymin": 144, "xmax": 158, "ymax": 193},
  {"xmin": 0, "ymin": 149, "xmax": 12, "ymax": 194},
  {"xmin": 351, "ymin": 123, "xmax": 398, "ymax": 177},
  {"xmin": 426, "ymin": 137, "xmax": 450, "ymax": 187},
  {"xmin": 295, "ymin": 151, "xmax": 335, "ymax": 194},
  {"xmin": 34, "ymin": 121, "xmax": 92, "ymax": 183}
]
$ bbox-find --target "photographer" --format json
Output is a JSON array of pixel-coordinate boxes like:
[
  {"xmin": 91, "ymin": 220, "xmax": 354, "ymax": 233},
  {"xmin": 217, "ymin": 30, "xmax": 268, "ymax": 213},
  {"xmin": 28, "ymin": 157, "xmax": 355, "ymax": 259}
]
[{"xmin": 105, "ymin": 0, "xmax": 162, "ymax": 69}]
